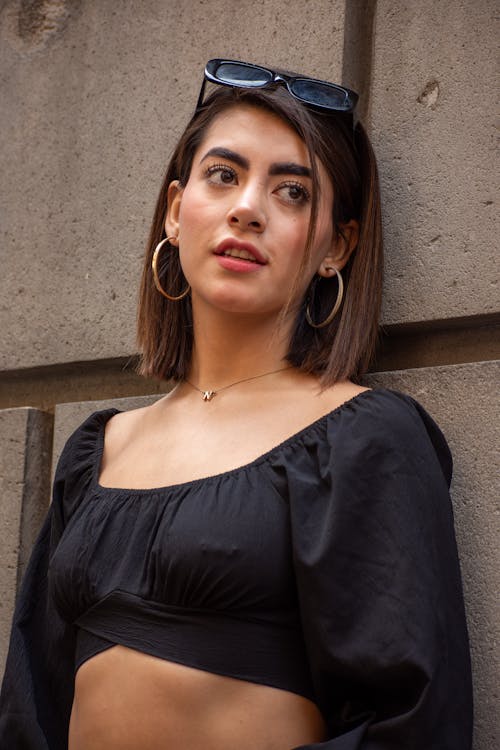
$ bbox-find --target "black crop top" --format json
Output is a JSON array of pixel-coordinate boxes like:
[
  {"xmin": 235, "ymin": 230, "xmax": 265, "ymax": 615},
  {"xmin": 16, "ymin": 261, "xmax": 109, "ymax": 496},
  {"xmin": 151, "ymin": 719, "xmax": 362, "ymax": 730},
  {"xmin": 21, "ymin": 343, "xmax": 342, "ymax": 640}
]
[
  {"xmin": 0, "ymin": 389, "xmax": 473, "ymax": 749},
  {"xmin": 51, "ymin": 405, "xmax": 316, "ymax": 700}
]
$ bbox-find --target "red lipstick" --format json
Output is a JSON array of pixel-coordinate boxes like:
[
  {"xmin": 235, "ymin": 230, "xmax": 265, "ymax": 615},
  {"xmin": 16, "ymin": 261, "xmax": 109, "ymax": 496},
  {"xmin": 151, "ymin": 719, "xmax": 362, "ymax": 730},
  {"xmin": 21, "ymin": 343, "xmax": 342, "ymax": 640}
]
[{"xmin": 214, "ymin": 239, "xmax": 267, "ymax": 273}]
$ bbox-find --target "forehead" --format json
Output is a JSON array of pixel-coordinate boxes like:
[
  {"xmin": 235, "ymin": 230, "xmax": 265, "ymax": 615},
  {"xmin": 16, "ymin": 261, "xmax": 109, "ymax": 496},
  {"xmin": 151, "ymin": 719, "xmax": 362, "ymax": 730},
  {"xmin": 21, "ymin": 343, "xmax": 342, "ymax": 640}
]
[{"xmin": 195, "ymin": 104, "xmax": 310, "ymax": 163}]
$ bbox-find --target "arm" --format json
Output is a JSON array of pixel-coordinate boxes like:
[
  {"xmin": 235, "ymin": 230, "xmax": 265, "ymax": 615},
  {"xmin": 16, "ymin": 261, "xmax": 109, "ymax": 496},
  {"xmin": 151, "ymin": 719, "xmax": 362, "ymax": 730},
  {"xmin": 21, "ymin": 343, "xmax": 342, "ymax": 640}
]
[
  {"xmin": 0, "ymin": 512, "xmax": 75, "ymax": 749},
  {"xmin": 0, "ymin": 419, "xmax": 93, "ymax": 750},
  {"xmin": 289, "ymin": 393, "xmax": 473, "ymax": 749}
]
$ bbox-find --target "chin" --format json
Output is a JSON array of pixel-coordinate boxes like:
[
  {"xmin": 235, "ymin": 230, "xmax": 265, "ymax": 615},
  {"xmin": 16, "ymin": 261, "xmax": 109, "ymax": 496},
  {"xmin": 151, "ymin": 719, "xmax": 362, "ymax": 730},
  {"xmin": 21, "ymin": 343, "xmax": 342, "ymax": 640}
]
[{"xmin": 214, "ymin": 297, "xmax": 264, "ymax": 315}]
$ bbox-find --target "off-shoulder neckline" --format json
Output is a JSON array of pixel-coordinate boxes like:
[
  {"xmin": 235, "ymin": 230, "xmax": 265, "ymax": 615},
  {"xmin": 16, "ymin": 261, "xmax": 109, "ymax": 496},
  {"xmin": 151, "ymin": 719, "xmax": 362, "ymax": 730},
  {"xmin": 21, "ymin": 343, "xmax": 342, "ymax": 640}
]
[{"xmin": 89, "ymin": 387, "xmax": 406, "ymax": 497}]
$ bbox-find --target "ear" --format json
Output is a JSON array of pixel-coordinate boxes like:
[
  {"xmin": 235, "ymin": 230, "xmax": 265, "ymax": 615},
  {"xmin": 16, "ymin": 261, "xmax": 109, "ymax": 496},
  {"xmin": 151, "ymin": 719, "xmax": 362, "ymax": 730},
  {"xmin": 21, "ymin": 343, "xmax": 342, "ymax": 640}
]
[
  {"xmin": 165, "ymin": 180, "xmax": 183, "ymax": 240},
  {"xmin": 317, "ymin": 219, "xmax": 359, "ymax": 278}
]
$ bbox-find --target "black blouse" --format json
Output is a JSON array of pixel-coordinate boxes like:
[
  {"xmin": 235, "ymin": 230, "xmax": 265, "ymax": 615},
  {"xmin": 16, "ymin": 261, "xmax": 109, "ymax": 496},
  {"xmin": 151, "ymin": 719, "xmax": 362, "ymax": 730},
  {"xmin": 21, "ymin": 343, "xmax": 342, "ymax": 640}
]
[{"xmin": 0, "ymin": 388, "xmax": 473, "ymax": 749}]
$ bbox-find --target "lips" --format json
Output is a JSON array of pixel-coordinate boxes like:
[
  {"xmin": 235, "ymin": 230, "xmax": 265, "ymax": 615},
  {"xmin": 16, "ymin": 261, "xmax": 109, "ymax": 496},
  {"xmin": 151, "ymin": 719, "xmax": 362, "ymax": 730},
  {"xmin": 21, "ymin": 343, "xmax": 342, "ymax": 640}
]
[{"xmin": 214, "ymin": 239, "xmax": 267, "ymax": 265}]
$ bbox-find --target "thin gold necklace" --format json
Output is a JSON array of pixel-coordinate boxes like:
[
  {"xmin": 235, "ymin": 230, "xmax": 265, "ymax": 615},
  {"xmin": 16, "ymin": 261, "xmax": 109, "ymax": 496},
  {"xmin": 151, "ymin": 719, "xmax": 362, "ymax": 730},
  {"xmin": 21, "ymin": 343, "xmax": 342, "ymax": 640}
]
[{"xmin": 185, "ymin": 366, "xmax": 292, "ymax": 402}]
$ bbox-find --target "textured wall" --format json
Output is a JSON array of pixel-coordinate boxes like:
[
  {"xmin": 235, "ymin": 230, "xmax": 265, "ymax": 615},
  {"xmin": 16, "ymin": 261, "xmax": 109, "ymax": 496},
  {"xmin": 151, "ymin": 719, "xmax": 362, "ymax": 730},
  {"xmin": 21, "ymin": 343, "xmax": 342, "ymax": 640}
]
[
  {"xmin": 367, "ymin": 362, "xmax": 500, "ymax": 749},
  {"xmin": 0, "ymin": 0, "xmax": 346, "ymax": 370},
  {"xmin": 369, "ymin": 0, "xmax": 498, "ymax": 324},
  {"xmin": 0, "ymin": 408, "xmax": 52, "ymax": 673},
  {"xmin": 0, "ymin": 0, "xmax": 498, "ymax": 747}
]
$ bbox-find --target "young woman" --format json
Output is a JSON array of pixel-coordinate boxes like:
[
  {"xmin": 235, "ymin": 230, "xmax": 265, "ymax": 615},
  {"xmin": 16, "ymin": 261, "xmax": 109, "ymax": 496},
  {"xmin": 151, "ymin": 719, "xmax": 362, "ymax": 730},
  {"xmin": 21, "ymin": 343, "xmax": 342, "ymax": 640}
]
[{"xmin": 0, "ymin": 59, "xmax": 472, "ymax": 749}]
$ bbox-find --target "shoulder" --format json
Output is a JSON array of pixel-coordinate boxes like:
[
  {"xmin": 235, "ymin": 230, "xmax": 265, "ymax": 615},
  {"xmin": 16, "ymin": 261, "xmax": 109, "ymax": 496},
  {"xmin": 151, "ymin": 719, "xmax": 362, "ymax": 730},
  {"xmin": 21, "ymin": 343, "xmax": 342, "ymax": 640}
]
[
  {"xmin": 57, "ymin": 400, "xmax": 160, "ymax": 470},
  {"xmin": 55, "ymin": 407, "xmax": 119, "ymax": 475},
  {"xmin": 99, "ymin": 399, "xmax": 165, "ymax": 467},
  {"xmin": 284, "ymin": 387, "xmax": 454, "ymax": 527},
  {"xmin": 321, "ymin": 387, "xmax": 453, "ymax": 486},
  {"xmin": 102, "ymin": 402, "xmax": 152, "ymax": 445},
  {"xmin": 52, "ymin": 402, "xmax": 161, "ymax": 518},
  {"xmin": 52, "ymin": 407, "xmax": 120, "ymax": 520},
  {"xmin": 327, "ymin": 386, "xmax": 444, "ymax": 439},
  {"xmin": 312, "ymin": 380, "xmax": 430, "ymax": 435}
]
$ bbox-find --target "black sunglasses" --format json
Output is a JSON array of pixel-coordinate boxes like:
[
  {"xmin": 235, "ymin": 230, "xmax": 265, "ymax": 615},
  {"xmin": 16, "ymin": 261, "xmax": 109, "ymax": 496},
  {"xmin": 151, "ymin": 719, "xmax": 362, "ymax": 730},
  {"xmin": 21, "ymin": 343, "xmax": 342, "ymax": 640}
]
[{"xmin": 197, "ymin": 58, "xmax": 358, "ymax": 114}]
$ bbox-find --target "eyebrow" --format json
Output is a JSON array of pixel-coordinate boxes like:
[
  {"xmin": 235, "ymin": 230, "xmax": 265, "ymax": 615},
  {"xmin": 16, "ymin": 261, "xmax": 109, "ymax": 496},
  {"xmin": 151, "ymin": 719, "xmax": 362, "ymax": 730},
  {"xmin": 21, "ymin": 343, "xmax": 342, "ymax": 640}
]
[
  {"xmin": 200, "ymin": 147, "xmax": 249, "ymax": 169},
  {"xmin": 269, "ymin": 162, "xmax": 312, "ymax": 178},
  {"xmin": 200, "ymin": 147, "xmax": 312, "ymax": 178}
]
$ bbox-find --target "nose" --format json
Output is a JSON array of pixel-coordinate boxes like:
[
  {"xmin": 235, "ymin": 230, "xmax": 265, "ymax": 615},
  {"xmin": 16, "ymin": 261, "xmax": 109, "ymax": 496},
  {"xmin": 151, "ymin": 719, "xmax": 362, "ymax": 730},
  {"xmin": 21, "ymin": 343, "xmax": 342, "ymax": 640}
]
[{"xmin": 226, "ymin": 184, "xmax": 266, "ymax": 233}]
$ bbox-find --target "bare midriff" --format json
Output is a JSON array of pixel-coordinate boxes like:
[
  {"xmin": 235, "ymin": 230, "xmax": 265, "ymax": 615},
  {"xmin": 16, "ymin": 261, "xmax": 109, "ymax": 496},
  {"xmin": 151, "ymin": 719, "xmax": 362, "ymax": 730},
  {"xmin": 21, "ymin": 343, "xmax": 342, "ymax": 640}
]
[{"xmin": 69, "ymin": 645, "xmax": 327, "ymax": 750}]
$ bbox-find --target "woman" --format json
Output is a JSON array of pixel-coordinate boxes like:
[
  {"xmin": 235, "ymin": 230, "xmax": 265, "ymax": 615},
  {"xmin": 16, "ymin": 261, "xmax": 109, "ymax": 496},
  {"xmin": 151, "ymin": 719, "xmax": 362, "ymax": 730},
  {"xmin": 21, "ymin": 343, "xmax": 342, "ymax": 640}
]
[{"xmin": 0, "ymin": 59, "xmax": 472, "ymax": 749}]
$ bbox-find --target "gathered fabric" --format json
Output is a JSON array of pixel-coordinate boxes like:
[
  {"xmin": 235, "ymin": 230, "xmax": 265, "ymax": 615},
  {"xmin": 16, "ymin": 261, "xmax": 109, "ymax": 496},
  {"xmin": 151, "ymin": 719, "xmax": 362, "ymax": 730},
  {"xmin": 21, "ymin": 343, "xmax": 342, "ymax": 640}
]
[{"xmin": 0, "ymin": 388, "xmax": 473, "ymax": 750}]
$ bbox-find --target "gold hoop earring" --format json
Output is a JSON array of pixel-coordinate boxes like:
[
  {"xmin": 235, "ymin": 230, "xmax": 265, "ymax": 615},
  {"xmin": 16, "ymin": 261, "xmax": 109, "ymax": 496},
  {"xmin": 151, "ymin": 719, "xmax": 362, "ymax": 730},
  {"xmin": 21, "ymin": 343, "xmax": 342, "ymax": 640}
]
[
  {"xmin": 305, "ymin": 268, "xmax": 344, "ymax": 328},
  {"xmin": 151, "ymin": 236, "xmax": 190, "ymax": 301}
]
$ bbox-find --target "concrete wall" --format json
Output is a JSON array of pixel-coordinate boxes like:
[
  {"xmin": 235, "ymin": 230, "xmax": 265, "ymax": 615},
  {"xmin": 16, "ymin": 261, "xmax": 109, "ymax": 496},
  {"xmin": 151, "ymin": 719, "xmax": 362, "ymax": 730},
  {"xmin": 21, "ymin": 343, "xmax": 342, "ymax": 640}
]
[
  {"xmin": 0, "ymin": 408, "xmax": 52, "ymax": 670},
  {"xmin": 370, "ymin": 0, "xmax": 498, "ymax": 324},
  {"xmin": 367, "ymin": 362, "xmax": 499, "ymax": 748},
  {"xmin": 1, "ymin": 0, "xmax": 498, "ymax": 747}
]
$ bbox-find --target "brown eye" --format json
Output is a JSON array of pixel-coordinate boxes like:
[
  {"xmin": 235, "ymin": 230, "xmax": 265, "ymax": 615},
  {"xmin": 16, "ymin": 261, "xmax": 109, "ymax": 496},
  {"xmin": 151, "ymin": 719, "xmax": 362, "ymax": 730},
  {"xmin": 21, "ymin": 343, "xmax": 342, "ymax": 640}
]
[
  {"xmin": 206, "ymin": 164, "xmax": 237, "ymax": 186},
  {"xmin": 275, "ymin": 181, "xmax": 310, "ymax": 205},
  {"xmin": 288, "ymin": 185, "xmax": 303, "ymax": 200}
]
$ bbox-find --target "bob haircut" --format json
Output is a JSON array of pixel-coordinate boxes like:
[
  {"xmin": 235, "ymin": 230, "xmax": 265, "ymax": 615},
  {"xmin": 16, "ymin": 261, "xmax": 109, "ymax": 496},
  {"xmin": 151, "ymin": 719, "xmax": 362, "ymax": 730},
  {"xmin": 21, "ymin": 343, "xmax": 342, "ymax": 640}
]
[{"xmin": 137, "ymin": 81, "xmax": 382, "ymax": 385}]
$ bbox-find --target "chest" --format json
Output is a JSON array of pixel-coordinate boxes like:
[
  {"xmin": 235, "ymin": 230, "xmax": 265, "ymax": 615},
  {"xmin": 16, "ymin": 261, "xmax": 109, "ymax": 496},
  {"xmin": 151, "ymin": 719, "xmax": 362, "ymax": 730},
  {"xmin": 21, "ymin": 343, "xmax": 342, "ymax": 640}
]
[
  {"xmin": 100, "ymin": 385, "xmax": 344, "ymax": 490},
  {"xmin": 49, "ymin": 470, "xmax": 297, "ymax": 624}
]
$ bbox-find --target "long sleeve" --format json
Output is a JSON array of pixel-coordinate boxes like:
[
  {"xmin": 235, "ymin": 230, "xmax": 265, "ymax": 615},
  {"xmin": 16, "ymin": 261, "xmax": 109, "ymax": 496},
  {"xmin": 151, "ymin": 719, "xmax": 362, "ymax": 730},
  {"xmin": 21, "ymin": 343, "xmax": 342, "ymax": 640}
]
[
  {"xmin": 0, "ymin": 474, "xmax": 75, "ymax": 749},
  {"xmin": 288, "ymin": 391, "xmax": 473, "ymax": 749},
  {"xmin": 0, "ymin": 410, "xmax": 111, "ymax": 750}
]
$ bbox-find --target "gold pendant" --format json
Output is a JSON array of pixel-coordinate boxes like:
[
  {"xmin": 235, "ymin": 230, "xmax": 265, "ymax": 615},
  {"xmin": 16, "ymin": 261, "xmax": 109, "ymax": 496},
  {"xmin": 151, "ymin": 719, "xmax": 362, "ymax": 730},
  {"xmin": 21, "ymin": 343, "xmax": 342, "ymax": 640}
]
[{"xmin": 202, "ymin": 390, "xmax": 216, "ymax": 401}]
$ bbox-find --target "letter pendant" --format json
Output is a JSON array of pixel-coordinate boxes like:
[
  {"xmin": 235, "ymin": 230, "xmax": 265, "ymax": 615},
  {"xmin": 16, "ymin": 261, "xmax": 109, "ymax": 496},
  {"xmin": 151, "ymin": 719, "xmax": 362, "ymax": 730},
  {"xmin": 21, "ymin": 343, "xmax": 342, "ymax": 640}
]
[{"xmin": 202, "ymin": 390, "xmax": 216, "ymax": 401}]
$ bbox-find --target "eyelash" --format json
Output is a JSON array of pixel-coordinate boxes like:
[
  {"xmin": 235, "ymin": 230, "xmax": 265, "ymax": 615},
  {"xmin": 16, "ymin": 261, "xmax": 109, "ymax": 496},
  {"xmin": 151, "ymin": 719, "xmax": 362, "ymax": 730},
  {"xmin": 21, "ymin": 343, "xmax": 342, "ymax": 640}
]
[
  {"xmin": 277, "ymin": 181, "xmax": 311, "ymax": 205},
  {"xmin": 204, "ymin": 164, "xmax": 311, "ymax": 205},
  {"xmin": 205, "ymin": 163, "xmax": 237, "ymax": 184}
]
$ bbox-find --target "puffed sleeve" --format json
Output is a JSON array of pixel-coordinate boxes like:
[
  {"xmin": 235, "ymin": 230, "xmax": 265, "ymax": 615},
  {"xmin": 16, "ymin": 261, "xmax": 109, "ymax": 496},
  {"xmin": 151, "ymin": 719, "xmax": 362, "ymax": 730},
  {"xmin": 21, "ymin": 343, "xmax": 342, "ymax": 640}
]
[
  {"xmin": 0, "ymin": 409, "xmax": 115, "ymax": 750},
  {"xmin": 288, "ymin": 390, "xmax": 473, "ymax": 750}
]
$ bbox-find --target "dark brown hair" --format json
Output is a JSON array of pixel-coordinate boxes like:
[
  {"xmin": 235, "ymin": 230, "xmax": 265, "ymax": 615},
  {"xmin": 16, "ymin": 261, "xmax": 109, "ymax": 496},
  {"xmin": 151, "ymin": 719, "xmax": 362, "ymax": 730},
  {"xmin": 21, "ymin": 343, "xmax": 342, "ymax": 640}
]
[{"xmin": 137, "ymin": 83, "xmax": 382, "ymax": 385}]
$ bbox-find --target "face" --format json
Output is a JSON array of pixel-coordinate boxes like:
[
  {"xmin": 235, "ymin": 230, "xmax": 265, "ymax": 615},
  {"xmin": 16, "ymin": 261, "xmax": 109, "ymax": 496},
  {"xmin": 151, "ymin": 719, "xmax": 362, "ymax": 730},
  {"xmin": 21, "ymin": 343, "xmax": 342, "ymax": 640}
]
[{"xmin": 166, "ymin": 104, "xmax": 350, "ymax": 322}]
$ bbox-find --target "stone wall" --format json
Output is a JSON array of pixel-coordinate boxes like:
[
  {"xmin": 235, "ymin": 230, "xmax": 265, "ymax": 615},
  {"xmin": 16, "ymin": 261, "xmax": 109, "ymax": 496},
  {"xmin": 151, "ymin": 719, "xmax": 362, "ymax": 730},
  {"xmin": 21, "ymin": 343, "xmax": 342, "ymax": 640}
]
[{"xmin": 0, "ymin": 1, "xmax": 498, "ymax": 747}]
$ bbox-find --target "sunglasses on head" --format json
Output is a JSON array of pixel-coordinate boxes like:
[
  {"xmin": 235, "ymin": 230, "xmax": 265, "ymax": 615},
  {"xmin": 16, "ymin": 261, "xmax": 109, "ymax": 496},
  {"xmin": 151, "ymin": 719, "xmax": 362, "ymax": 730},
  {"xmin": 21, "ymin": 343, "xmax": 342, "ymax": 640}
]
[{"xmin": 197, "ymin": 58, "xmax": 359, "ymax": 115}]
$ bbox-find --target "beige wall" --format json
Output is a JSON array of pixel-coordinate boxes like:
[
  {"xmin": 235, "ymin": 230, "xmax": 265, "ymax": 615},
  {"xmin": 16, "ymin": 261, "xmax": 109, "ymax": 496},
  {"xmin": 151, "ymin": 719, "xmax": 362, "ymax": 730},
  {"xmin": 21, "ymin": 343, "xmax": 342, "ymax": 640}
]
[{"xmin": 1, "ymin": 1, "xmax": 498, "ymax": 747}]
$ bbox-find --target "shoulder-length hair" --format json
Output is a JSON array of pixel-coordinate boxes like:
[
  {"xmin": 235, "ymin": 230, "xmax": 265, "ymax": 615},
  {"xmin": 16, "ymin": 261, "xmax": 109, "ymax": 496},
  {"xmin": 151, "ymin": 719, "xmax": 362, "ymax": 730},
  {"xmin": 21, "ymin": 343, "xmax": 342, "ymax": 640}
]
[{"xmin": 137, "ymin": 83, "xmax": 382, "ymax": 385}]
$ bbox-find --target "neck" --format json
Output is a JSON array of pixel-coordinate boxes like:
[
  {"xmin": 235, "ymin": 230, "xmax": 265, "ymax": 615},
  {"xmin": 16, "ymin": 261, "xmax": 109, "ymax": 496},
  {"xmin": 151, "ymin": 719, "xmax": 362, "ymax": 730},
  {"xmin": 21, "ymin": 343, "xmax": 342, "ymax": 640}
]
[{"xmin": 188, "ymin": 304, "xmax": 292, "ymax": 389}]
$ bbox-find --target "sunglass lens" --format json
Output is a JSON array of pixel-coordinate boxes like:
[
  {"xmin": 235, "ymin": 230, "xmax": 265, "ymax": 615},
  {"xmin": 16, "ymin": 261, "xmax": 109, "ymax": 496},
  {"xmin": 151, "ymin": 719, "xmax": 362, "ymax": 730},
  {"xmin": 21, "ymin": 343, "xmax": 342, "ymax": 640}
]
[
  {"xmin": 215, "ymin": 63, "xmax": 272, "ymax": 87},
  {"xmin": 291, "ymin": 79, "xmax": 350, "ymax": 110}
]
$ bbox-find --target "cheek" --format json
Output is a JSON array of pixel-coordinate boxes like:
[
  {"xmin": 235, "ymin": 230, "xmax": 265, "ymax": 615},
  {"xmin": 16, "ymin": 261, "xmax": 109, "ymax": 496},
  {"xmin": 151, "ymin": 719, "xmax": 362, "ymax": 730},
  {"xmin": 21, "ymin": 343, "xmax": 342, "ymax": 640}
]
[
  {"xmin": 177, "ymin": 187, "xmax": 205, "ymax": 230},
  {"xmin": 277, "ymin": 214, "xmax": 309, "ymax": 255}
]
